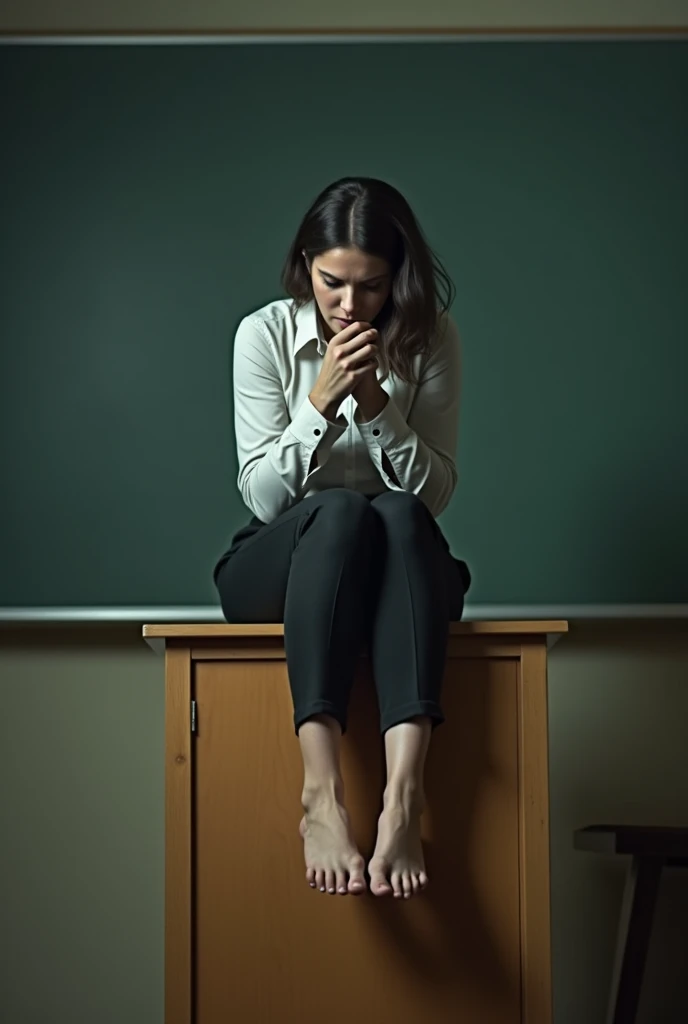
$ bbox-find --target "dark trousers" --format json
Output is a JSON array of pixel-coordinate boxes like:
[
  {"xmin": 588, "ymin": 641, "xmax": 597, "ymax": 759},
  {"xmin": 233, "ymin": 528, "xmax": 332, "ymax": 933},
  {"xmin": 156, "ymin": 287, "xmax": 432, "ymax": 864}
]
[{"xmin": 214, "ymin": 488, "xmax": 471, "ymax": 735}]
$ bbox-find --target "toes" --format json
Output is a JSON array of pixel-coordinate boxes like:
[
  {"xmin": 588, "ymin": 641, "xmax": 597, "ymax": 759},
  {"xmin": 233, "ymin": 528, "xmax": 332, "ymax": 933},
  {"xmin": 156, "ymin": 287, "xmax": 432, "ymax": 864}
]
[
  {"xmin": 411, "ymin": 873, "xmax": 421, "ymax": 895},
  {"xmin": 369, "ymin": 862, "xmax": 392, "ymax": 896},
  {"xmin": 315, "ymin": 869, "xmax": 326, "ymax": 892},
  {"xmin": 348, "ymin": 856, "xmax": 366, "ymax": 894},
  {"xmin": 348, "ymin": 873, "xmax": 366, "ymax": 895},
  {"xmin": 306, "ymin": 867, "xmax": 316, "ymax": 888},
  {"xmin": 336, "ymin": 869, "xmax": 348, "ymax": 895},
  {"xmin": 391, "ymin": 871, "xmax": 403, "ymax": 899},
  {"xmin": 371, "ymin": 878, "xmax": 392, "ymax": 896},
  {"xmin": 325, "ymin": 869, "xmax": 336, "ymax": 894},
  {"xmin": 401, "ymin": 872, "xmax": 412, "ymax": 899},
  {"xmin": 419, "ymin": 871, "xmax": 429, "ymax": 890}
]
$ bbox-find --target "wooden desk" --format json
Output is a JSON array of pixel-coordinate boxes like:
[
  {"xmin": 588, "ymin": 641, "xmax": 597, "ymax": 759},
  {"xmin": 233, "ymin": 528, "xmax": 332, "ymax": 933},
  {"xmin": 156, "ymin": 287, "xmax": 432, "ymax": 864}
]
[{"xmin": 144, "ymin": 620, "xmax": 567, "ymax": 1024}]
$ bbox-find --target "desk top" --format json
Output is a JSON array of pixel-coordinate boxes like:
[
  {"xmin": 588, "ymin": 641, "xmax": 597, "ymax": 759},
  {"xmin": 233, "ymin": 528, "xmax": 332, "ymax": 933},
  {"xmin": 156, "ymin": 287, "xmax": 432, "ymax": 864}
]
[
  {"xmin": 144, "ymin": 620, "xmax": 568, "ymax": 638},
  {"xmin": 143, "ymin": 620, "xmax": 568, "ymax": 654}
]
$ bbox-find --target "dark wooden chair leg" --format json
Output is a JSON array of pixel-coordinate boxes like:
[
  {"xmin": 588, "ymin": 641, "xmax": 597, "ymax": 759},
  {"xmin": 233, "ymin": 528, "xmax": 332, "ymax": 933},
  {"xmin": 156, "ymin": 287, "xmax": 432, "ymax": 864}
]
[{"xmin": 606, "ymin": 855, "xmax": 663, "ymax": 1024}]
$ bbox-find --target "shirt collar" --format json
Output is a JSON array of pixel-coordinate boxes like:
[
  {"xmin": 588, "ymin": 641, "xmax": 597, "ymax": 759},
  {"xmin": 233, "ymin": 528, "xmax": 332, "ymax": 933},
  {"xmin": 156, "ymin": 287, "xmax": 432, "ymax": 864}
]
[{"xmin": 294, "ymin": 299, "xmax": 327, "ymax": 357}]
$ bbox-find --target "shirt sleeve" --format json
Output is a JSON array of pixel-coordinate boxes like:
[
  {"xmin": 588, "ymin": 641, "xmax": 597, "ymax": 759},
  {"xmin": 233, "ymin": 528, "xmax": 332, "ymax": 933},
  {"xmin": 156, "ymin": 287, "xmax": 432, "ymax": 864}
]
[
  {"xmin": 353, "ymin": 314, "xmax": 462, "ymax": 518},
  {"xmin": 233, "ymin": 315, "xmax": 347, "ymax": 523}
]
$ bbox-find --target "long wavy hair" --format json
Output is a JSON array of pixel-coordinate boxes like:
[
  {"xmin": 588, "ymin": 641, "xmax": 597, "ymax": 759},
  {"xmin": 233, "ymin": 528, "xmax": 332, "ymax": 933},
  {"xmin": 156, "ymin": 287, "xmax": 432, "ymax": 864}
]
[{"xmin": 281, "ymin": 177, "xmax": 455, "ymax": 386}]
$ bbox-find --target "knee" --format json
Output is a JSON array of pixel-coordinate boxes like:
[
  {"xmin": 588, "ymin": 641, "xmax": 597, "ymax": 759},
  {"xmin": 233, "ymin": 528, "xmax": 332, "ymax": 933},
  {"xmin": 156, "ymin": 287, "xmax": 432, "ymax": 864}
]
[
  {"xmin": 314, "ymin": 488, "xmax": 379, "ymax": 539},
  {"xmin": 372, "ymin": 491, "xmax": 431, "ymax": 538}
]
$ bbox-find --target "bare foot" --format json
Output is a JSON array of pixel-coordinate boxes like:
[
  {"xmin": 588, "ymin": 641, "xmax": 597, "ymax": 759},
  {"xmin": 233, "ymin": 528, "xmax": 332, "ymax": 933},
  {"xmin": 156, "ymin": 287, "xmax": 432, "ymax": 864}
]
[
  {"xmin": 299, "ymin": 794, "xmax": 366, "ymax": 895},
  {"xmin": 368, "ymin": 798, "xmax": 428, "ymax": 899}
]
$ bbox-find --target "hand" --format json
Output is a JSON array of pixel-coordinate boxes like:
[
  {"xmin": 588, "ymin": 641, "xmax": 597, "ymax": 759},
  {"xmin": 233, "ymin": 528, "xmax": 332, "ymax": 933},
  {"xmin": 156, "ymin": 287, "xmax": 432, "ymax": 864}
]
[
  {"xmin": 350, "ymin": 356, "xmax": 382, "ymax": 402},
  {"xmin": 309, "ymin": 321, "xmax": 379, "ymax": 412},
  {"xmin": 351, "ymin": 357, "xmax": 388, "ymax": 422}
]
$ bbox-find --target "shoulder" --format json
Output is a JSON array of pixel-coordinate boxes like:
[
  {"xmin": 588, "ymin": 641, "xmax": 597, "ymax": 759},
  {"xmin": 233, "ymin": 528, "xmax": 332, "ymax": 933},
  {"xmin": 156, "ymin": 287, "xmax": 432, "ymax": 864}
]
[
  {"xmin": 237, "ymin": 298, "xmax": 296, "ymax": 345},
  {"xmin": 415, "ymin": 309, "xmax": 461, "ymax": 384},
  {"xmin": 424, "ymin": 309, "xmax": 461, "ymax": 362}
]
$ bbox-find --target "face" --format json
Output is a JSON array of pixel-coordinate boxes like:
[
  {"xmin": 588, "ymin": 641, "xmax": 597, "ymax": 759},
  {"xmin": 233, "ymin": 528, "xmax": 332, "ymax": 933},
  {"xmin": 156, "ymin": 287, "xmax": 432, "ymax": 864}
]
[{"xmin": 305, "ymin": 246, "xmax": 392, "ymax": 341}]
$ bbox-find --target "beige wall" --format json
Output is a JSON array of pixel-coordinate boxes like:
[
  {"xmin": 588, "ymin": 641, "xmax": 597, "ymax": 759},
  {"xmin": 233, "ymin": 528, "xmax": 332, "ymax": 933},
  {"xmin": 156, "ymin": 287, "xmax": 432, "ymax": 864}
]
[
  {"xmin": 1, "ymin": 0, "xmax": 687, "ymax": 32},
  {"xmin": 1, "ymin": 624, "xmax": 687, "ymax": 1024}
]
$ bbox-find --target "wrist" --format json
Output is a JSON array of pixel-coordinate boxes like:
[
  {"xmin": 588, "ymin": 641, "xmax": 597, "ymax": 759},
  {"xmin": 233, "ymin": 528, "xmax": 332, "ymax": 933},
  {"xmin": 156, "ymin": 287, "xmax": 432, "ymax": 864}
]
[
  {"xmin": 355, "ymin": 384, "xmax": 388, "ymax": 422},
  {"xmin": 309, "ymin": 391, "xmax": 339, "ymax": 421}
]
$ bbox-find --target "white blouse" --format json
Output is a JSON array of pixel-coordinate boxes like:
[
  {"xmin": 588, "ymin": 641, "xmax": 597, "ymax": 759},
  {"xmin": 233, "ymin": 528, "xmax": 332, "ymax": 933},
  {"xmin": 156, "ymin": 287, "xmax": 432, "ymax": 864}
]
[{"xmin": 232, "ymin": 297, "xmax": 462, "ymax": 524}]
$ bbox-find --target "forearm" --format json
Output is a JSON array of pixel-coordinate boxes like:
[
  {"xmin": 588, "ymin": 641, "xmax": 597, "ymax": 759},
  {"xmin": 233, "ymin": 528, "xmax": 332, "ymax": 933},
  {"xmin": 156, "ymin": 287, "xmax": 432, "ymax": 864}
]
[
  {"xmin": 309, "ymin": 391, "xmax": 341, "ymax": 423},
  {"xmin": 355, "ymin": 385, "xmax": 389, "ymax": 422}
]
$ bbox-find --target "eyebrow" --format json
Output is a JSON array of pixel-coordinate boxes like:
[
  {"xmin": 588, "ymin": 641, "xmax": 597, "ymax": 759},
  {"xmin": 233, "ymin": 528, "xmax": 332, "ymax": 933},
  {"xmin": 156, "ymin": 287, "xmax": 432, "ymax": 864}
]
[{"xmin": 319, "ymin": 270, "xmax": 387, "ymax": 285}]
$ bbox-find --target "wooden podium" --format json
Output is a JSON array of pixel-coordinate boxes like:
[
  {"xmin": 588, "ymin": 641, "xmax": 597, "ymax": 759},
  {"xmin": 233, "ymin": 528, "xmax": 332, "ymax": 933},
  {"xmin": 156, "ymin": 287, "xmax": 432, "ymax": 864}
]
[{"xmin": 144, "ymin": 620, "xmax": 567, "ymax": 1024}]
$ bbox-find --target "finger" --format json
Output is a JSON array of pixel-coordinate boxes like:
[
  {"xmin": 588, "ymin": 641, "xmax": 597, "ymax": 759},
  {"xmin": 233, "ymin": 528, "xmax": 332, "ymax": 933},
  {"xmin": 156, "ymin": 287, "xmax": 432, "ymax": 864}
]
[
  {"xmin": 335, "ymin": 320, "xmax": 372, "ymax": 340},
  {"xmin": 337, "ymin": 327, "xmax": 378, "ymax": 354},
  {"xmin": 349, "ymin": 352, "xmax": 378, "ymax": 375},
  {"xmin": 346, "ymin": 342, "xmax": 378, "ymax": 366}
]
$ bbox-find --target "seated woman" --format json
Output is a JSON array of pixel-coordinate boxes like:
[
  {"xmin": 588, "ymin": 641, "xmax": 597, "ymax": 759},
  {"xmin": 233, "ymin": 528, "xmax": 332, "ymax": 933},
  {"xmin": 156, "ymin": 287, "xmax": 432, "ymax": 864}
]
[{"xmin": 213, "ymin": 176, "xmax": 470, "ymax": 900}]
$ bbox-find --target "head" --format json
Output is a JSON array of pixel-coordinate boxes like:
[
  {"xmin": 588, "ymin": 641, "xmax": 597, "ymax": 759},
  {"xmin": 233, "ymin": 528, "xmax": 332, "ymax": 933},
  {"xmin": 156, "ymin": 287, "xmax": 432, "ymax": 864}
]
[{"xmin": 281, "ymin": 177, "xmax": 455, "ymax": 385}]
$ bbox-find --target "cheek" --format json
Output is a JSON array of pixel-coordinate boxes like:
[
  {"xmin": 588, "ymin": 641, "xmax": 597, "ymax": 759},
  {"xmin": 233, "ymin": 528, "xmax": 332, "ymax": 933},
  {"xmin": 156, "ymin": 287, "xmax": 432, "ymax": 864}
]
[
  {"xmin": 369, "ymin": 291, "xmax": 390, "ymax": 316},
  {"xmin": 311, "ymin": 281, "xmax": 331, "ymax": 309}
]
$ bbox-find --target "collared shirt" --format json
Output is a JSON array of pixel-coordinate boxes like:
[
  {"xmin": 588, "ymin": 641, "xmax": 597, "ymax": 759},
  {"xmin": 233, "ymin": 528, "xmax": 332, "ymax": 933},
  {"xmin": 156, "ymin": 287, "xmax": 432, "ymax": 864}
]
[{"xmin": 232, "ymin": 297, "xmax": 462, "ymax": 524}]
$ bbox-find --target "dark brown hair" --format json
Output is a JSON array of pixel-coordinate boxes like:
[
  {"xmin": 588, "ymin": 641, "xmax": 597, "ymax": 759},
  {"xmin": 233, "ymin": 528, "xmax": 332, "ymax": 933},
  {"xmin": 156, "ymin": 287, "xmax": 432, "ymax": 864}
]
[{"xmin": 281, "ymin": 177, "xmax": 455, "ymax": 386}]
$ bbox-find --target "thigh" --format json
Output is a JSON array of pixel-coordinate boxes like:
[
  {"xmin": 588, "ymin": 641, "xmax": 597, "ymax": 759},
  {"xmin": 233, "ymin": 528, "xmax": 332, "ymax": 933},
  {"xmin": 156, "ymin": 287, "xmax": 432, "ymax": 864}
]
[
  {"xmin": 370, "ymin": 491, "xmax": 470, "ymax": 621},
  {"xmin": 215, "ymin": 489, "xmax": 372, "ymax": 623}
]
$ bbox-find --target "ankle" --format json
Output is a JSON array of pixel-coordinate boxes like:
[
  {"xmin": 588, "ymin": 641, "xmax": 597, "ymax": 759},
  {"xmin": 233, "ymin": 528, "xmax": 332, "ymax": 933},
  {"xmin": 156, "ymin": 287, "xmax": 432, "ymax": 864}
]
[
  {"xmin": 301, "ymin": 777, "xmax": 344, "ymax": 812},
  {"xmin": 382, "ymin": 777, "xmax": 424, "ymax": 814}
]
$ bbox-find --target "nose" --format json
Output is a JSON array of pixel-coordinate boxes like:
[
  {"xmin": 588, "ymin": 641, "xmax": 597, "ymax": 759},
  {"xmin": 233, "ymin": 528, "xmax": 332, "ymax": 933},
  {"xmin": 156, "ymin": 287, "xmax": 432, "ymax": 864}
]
[{"xmin": 340, "ymin": 287, "xmax": 355, "ymax": 316}]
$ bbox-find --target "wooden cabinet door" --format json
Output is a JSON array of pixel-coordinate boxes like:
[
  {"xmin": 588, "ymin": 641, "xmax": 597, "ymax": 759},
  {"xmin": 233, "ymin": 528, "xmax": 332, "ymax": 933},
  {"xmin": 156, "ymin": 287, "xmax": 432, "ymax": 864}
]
[{"xmin": 192, "ymin": 654, "xmax": 521, "ymax": 1024}]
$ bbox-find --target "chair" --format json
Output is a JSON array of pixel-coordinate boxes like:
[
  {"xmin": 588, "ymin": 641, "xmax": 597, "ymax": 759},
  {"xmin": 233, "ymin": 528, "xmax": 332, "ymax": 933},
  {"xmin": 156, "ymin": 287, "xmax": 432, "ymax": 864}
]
[{"xmin": 574, "ymin": 824, "xmax": 688, "ymax": 1024}]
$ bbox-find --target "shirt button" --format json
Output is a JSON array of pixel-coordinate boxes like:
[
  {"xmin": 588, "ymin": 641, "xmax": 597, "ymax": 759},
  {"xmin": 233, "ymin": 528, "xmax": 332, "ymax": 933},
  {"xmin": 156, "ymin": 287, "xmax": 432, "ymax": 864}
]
[
  {"xmin": 313, "ymin": 428, "xmax": 321, "ymax": 436},
  {"xmin": 372, "ymin": 429, "xmax": 380, "ymax": 436}
]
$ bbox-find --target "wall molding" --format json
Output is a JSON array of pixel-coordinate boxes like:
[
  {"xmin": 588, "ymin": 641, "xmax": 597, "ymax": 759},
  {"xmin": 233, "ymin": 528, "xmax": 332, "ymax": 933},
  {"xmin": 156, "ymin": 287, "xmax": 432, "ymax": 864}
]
[{"xmin": 2, "ymin": 27, "xmax": 688, "ymax": 44}]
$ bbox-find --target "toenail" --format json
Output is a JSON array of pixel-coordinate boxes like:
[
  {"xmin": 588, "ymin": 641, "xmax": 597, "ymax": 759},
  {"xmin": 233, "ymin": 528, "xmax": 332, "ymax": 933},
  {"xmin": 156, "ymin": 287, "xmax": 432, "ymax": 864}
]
[
  {"xmin": 339, "ymin": 887, "xmax": 347, "ymax": 893},
  {"xmin": 328, "ymin": 888, "xmax": 335, "ymax": 893},
  {"xmin": 320, "ymin": 887, "xmax": 325, "ymax": 891}
]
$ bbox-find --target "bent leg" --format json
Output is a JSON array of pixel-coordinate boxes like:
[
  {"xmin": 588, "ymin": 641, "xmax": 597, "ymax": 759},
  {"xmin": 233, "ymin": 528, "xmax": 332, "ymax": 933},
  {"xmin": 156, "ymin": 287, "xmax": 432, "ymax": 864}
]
[
  {"xmin": 214, "ymin": 488, "xmax": 382, "ymax": 895},
  {"xmin": 366, "ymin": 491, "xmax": 470, "ymax": 897},
  {"xmin": 215, "ymin": 487, "xmax": 383, "ymax": 734}
]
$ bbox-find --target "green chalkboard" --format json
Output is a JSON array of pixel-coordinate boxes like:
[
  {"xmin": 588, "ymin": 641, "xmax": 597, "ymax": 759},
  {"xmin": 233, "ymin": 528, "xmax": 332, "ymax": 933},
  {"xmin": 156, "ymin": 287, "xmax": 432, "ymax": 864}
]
[{"xmin": 1, "ymin": 40, "xmax": 686, "ymax": 609}]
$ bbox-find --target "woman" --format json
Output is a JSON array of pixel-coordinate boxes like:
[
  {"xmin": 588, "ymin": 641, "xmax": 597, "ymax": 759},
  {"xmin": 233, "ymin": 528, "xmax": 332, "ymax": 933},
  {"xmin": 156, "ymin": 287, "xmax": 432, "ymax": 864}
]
[{"xmin": 213, "ymin": 177, "xmax": 470, "ymax": 901}]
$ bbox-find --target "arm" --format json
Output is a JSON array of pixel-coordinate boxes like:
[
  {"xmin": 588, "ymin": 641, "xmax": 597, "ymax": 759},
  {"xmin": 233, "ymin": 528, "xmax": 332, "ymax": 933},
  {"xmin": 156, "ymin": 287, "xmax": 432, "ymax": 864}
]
[
  {"xmin": 233, "ymin": 316, "xmax": 347, "ymax": 522},
  {"xmin": 353, "ymin": 314, "xmax": 462, "ymax": 517}
]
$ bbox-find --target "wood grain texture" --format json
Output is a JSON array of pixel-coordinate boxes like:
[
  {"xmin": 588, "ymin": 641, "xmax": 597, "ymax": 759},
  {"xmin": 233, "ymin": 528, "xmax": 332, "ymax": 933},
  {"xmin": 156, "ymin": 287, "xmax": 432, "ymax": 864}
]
[
  {"xmin": 517, "ymin": 642, "xmax": 552, "ymax": 1024},
  {"xmin": 164, "ymin": 646, "xmax": 192, "ymax": 1024}
]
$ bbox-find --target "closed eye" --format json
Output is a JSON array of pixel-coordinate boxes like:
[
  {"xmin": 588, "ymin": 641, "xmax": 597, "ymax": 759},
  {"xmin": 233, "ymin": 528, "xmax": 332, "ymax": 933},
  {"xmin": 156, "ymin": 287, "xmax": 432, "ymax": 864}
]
[{"xmin": 322, "ymin": 277, "xmax": 384, "ymax": 292}]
